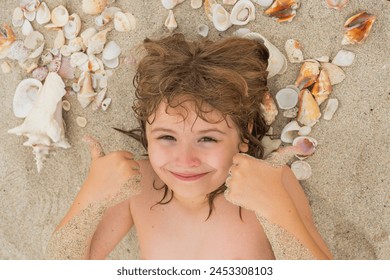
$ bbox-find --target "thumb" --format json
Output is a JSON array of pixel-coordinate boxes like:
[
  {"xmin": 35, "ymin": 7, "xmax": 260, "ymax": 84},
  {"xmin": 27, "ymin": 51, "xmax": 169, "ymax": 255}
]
[{"xmin": 82, "ymin": 135, "xmax": 105, "ymax": 159}]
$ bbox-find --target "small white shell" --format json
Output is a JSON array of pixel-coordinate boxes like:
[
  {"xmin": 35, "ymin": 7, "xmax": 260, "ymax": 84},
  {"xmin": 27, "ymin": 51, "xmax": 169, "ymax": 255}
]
[
  {"xmin": 331, "ymin": 50, "xmax": 355, "ymax": 67},
  {"xmin": 323, "ymin": 98, "xmax": 339, "ymax": 120},
  {"xmin": 22, "ymin": 19, "xmax": 34, "ymax": 36},
  {"xmin": 281, "ymin": 120, "xmax": 301, "ymax": 143},
  {"xmin": 24, "ymin": 10, "xmax": 36, "ymax": 22},
  {"xmin": 68, "ymin": 37, "xmax": 85, "ymax": 53},
  {"xmin": 212, "ymin": 4, "xmax": 232, "ymax": 32},
  {"xmin": 13, "ymin": 78, "xmax": 42, "ymax": 118},
  {"xmin": 191, "ymin": 0, "xmax": 203, "ymax": 9},
  {"xmin": 230, "ymin": 0, "xmax": 256, "ymax": 26},
  {"xmin": 76, "ymin": 116, "xmax": 87, "ymax": 127},
  {"xmin": 51, "ymin": 5, "xmax": 69, "ymax": 27},
  {"xmin": 197, "ymin": 24, "xmax": 209, "ymax": 37},
  {"xmin": 81, "ymin": 27, "xmax": 97, "ymax": 48},
  {"xmin": 102, "ymin": 57, "xmax": 119, "ymax": 68},
  {"xmin": 291, "ymin": 160, "xmax": 312, "ymax": 180},
  {"xmin": 102, "ymin": 41, "xmax": 121, "ymax": 61},
  {"xmin": 298, "ymin": 126, "xmax": 311, "ymax": 136},
  {"xmin": 70, "ymin": 52, "xmax": 89, "ymax": 67},
  {"xmin": 54, "ymin": 30, "xmax": 65, "ymax": 49},
  {"xmin": 62, "ymin": 100, "xmax": 71, "ymax": 111},
  {"xmin": 82, "ymin": 0, "xmax": 108, "ymax": 15},
  {"xmin": 12, "ymin": 7, "xmax": 24, "ymax": 27},
  {"xmin": 36, "ymin": 2, "xmax": 51, "ymax": 25},
  {"xmin": 275, "ymin": 87, "xmax": 299, "ymax": 110},
  {"xmin": 165, "ymin": 10, "xmax": 178, "ymax": 32},
  {"xmin": 101, "ymin": 97, "xmax": 112, "ymax": 111},
  {"xmin": 114, "ymin": 12, "xmax": 137, "ymax": 32},
  {"xmin": 284, "ymin": 39, "xmax": 304, "ymax": 63},
  {"xmin": 223, "ymin": 0, "xmax": 238, "ymax": 4},
  {"xmin": 95, "ymin": 7, "xmax": 122, "ymax": 27},
  {"xmin": 64, "ymin": 13, "xmax": 82, "ymax": 40}
]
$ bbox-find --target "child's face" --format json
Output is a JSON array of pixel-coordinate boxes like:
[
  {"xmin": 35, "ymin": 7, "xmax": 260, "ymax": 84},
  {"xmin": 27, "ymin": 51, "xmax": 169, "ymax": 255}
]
[{"xmin": 146, "ymin": 100, "xmax": 246, "ymax": 202}]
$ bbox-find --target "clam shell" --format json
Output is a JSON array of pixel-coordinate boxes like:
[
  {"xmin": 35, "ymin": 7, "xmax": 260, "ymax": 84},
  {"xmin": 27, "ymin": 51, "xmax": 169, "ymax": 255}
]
[
  {"xmin": 76, "ymin": 116, "xmax": 87, "ymax": 127},
  {"xmin": 264, "ymin": 0, "xmax": 300, "ymax": 23},
  {"xmin": 114, "ymin": 12, "xmax": 137, "ymax": 32},
  {"xmin": 297, "ymin": 89, "xmax": 321, "ymax": 127},
  {"xmin": 331, "ymin": 50, "xmax": 355, "ymax": 67},
  {"xmin": 284, "ymin": 39, "xmax": 304, "ymax": 63},
  {"xmin": 81, "ymin": 27, "xmax": 97, "ymax": 48},
  {"xmin": 294, "ymin": 60, "xmax": 320, "ymax": 89},
  {"xmin": 212, "ymin": 4, "xmax": 232, "ymax": 32},
  {"xmin": 311, "ymin": 69, "xmax": 332, "ymax": 105},
  {"xmin": 24, "ymin": 10, "xmax": 36, "ymax": 22},
  {"xmin": 197, "ymin": 24, "xmax": 209, "ymax": 38},
  {"xmin": 323, "ymin": 98, "xmax": 339, "ymax": 121},
  {"xmin": 326, "ymin": 0, "xmax": 349, "ymax": 10},
  {"xmin": 20, "ymin": 0, "xmax": 40, "ymax": 12},
  {"xmin": 12, "ymin": 7, "xmax": 24, "ymax": 27},
  {"xmin": 260, "ymin": 91, "xmax": 279, "ymax": 125},
  {"xmin": 292, "ymin": 136, "xmax": 317, "ymax": 159},
  {"xmin": 342, "ymin": 11, "xmax": 376, "ymax": 45},
  {"xmin": 13, "ymin": 78, "xmax": 42, "ymax": 118},
  {"xmin": 320, "ymin": 62, "xmax": 346, "ymax": 85},
  {"xmin": 275, "ymin": 87, "xmax": 299, "ymax": 110},
  {"xmin": 102, "ymin": 56, "xmax": 119, "ymax": 69},
  {"xmin": 281, "ymin": 120, "xmax": 301, "ymax": 143},
  {"xmin": 230, "ymin": 0, "xmax": 256, "ymax": 26},
  {"xmin": 82, "ymin": 0, "xmax": 108, "ymax": 15},
  {"xmin": 165, "ymin": 10, "xmax": 178, "ymax": 32},
  {"xmin": 51, "ymin": 5, "xmax": 69, "ymax": 27},
  {"xmin": 291, "ymin": 160, "xmax": 312, "ymax": 180},
  {"xmin": 64, "ymin": 13, "xmax": 82, "ymax": 40},
  {"xmin": 191, "ymin": 0, "xmax": 203, "ymax": 9},
  {"xmin": 36, "ymin": 2, "xmax": 51, "ymax": 25}
]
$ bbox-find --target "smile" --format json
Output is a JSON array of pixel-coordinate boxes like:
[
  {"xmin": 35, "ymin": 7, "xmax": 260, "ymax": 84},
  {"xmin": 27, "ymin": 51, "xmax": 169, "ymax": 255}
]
[{"xmin": 170, "ymin": 171, "xmax": 209, "ymax": 181}]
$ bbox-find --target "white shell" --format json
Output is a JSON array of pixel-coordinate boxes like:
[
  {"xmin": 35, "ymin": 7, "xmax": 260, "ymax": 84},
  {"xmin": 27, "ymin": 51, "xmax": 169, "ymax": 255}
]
[
  {"xmin": 101, "ymin": 97, "xmax": 112, "ymax": 111},
  {"xmin": 331, "ymin": 50, "xmax": 355, "ymax": 67},
  {"xmin": 197, "ymin": 24, "xmax": 209, "ymax": 37},
  {"xmin": 62, "ymin": 100, "xmax": 71, "ymax": 111},
  {"xmin": 24, "ymin": 31, "xmax": 44, "ymax": 50},
  {"xmin": 54, "ymin": 30, "xmax": 65, "ymax": 49},
  {"xmin": 102, "ymin": 56, "xmax": 119, "ymax": 68},
  {"xmin": 252, "ymin": 0, "xmax": 274, "ymax": 7},
  {"xmin": 8, "ymin": 72, "xmax": 70, "ymax": 172},
  {"xmin": 86, "ymin": 27, "xmax": 111, "ymax": 55},
  {"xmin": 281, "ymin": 120, "xmax": 301, "ymax": 143},
  {"xmin": 29, "ymin": 42, "xmax": 45, "ymax": 59},
  {"xmin": 92, "ymin": 88, "xmax": 107, "ymax": 111},
  {"xmin": 283, "ymin": 107, "xmax": 298, "ymax": 118},
  {"xmin": 81, "ymin": 27, "xmax": 97, "ymax": 48},
  {"xmin": 320, "ymin": 62, "xmax": 346, "ymax": 85},
  {"xmin": 78, "ymin": 71, "xmax": 97, "ymax": 108},
  {"xmin": 36, "ymin": 2, "xmax": 51, "ymax": 25},
  {"xmin": 76, "ymin": 116, "xmax": 87, "ymax": 127},
  {"xmin": 243, "ymin": 32, "xmax": 288, "ymax": 78},
  {"xmin": 165, "ymin": 10, "xmax": 178, "ymax": 32},
  {"xmin": 323, "ymin": 98, "xmax": 339, "ymax": 120},
  {"xmin": 12, "ymin": 7, "xmax": 24, "ymax": 27},
  {"xmin": 82, "ymin": 0, "xmax": 108, "ymax": 15},
  {"xmin": 298, "ymin": 126, "xmax": 311, "ymax": 136},
  {"xmin": 24, "ymin": 10, "xmax": 36, "ymax": 22},
  {"xmin": 102, "ymin": 41, "xmax": 121, "ymax": 61},
  {"xmin": 191, "ymin": 0, "xmax": 203, "ymax": 9},
  {"xmin": 13, "ymin": 78, "xmax": 42, "ymax": 118},
  {"xmin": 230, "ymin": 0, "xmax": 256, "ymax": 26},
  {"xmin": 64, "ymin": 13, "xmax": 82, "ymax": 40},
  {"xmin": 275, "ymin": 87, "xmax": 299, "ymax": 110},
  {"xmin": 285, "ymin": 39, "xmax": 304, "ymax": 63},
  {"xmin": 22, "ymin": 19, "xmax": 34, "ymax": 36},
  {"xmin": 291, "ymin": 160, "xmax": 312, "ymax": 180},
  {"xmin": 212, "ymin": 4, "xmax": 232, "ymax": 32},
  {"xmin": 70, "ymin": 52, "xmax": 89, "ymax": 67},
  {"xmin": 95, "ymin": 7, "xmax": 122, "ymax": 27},
  {"xmin": 114, "ymin": 12, "xmax": 136, "ymax": 32},
  {"xmin": 161, "ymin": 0, "xmax": 184, "ymax": 10},
  {"xmin": 51, "ymin": 5, "xmax": 69, "ymax": 27}
]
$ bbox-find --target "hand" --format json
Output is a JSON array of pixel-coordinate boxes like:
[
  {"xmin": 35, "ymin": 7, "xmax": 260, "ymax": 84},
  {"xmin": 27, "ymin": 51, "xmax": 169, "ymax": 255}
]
[
  {"xmin": 81, "ymin": 135, "xmax": 142, "ymax": 207},
  {"xmin": 224, "ymin": 153, "xmax": 292, "ymax": 218}
]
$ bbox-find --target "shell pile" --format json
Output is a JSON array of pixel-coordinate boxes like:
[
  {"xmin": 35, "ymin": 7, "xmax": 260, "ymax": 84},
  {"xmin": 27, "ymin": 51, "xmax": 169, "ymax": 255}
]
[{"xmin": 3, "ymin": 0, "xmax": 138, "ymax": 172}]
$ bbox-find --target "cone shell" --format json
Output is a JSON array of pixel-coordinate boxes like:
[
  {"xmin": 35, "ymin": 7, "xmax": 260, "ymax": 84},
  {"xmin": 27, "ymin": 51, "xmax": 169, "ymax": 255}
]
[
  {"xmin": 326, "ymin": 0, "xmax": 349, "ymax": 10},
  {"xmin": 297, "ymin": 89, "xmax": 321, "ymax": 127},
  {"xmin": 230, "ymin": 0, "xmax": 256, "ymax": 26},
  {"xmin": 311, "ymin": 69, "xmax": 332, "ymax": 105},
  {"xmin": 260, "ymin": 91, "xmax": 279, "ymax": 125},
  {"xmin": 342, "ymin": 11, "xmax": 376, "ymax": 45},
  {"xmin": 82, "ymin": 0, "xmax": 108, "ymax": 15},
  {"xmin": 165, "ymin": 10, "xmax": 178, "ymax": 32},
  {"xmin": 263, "ymin": 0, "xmax": 300, "ymax": 23},
  {"xmin": 294, "ymin": 60, "xmax": 320, "ymax": 89}
]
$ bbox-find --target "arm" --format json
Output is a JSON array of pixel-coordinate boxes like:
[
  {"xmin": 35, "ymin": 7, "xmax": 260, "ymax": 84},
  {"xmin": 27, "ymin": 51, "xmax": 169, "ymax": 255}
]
[{"xmin": 45, "ymin": 136, "xmax": 141, "ymax": 260}]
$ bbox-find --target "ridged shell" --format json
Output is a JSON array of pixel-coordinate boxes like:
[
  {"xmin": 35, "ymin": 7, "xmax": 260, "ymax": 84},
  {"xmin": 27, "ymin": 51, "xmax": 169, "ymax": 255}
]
[
  {"xmin": 342, "ymin": 11, "xmax": 376, "ymax": 45},
  {"xmin": 82, "ymin": 0, "xmax": 108, "ymax": 15},
  {"xmin": 297, "ymin": 89, "xmax": 321, "ymax": 127},
  {"xmin": 230, "ymin": 0, "xmax": 256, "ymax": 26},
  {"xmin": 13, "ymin": 78, "xmax": 42, "ymax": 118}
]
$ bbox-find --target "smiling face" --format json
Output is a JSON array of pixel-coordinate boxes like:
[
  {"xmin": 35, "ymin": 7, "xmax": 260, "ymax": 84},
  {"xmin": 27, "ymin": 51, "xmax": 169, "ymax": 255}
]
[{"xmin": 146, "ymin": 100, "xmax": 247, "ymax": 203}]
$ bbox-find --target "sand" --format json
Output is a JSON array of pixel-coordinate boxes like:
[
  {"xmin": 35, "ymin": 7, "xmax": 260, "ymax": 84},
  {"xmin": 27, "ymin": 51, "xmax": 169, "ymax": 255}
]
[{"xmin": 0, "ymin": 0, "xmax": 389, "ymax": 259}]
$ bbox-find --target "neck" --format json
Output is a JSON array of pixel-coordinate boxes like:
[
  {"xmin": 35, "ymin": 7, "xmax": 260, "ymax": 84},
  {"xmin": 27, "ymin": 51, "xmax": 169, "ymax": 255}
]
[{"xmin": 172, "ymin": 192, "xmax": 209, "ymax": 212}]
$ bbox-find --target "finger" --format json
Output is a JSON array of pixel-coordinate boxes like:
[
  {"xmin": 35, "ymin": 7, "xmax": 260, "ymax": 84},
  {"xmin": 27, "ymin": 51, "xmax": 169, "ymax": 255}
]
[
  {"xmin": 82, "ymin": 135, "xmax": 105, "ymax": 159},
  {"xmin": 115, "ymin": 150, "xmax": 135, "ymax": 160}
]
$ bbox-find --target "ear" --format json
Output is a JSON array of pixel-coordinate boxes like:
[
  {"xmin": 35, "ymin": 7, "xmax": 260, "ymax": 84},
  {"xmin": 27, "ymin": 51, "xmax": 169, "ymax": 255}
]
[{"xmin": 239, "ymin": 121, "xmax": 253, "ymax": 153}]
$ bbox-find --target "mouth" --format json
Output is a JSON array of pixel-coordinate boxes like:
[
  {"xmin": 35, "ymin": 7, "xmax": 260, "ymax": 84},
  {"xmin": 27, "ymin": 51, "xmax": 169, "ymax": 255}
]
[{"xmin": 170, "ymin": 171, "xmax": 209, "ymax": 181}]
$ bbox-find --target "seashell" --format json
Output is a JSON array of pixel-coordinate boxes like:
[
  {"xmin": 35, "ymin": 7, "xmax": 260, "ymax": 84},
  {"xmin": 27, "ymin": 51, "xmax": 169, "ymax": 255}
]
[
  {"xmin": 7, "ymin": 40, "xmax": 30, "ymax": 62},
  {"xmin": 0, "ymin": 24, "xmax": 16, "ymax": 59},
  {"xmin": 294, "ymin": 60, "xmax": 320, "ymax": 89},
  {"xmin": 320, "ymin": 62, "xmax": 346, "ymax": 85},
  {"xmin": 161, "ymin": 0, "xmax": 185, "ymax": 10},
  {"xmin": 8, "ymin": 72, "xmax": 70, "ymax": 172},
  {"xmin": 24, "ymin": 31, "xmax": 44, "ymax": 51},
  {"xmin": 230, "ymin": 0, "xmax": 256, "ymax": 26},
  {"xmin": 1, "ymin": 61, "xmax": 12, "ymax": 73},
  {"xmin": 36, "ymin": 2, "xmax": 51, "ymax": 25},
  {"xmin": 12, "ymin": 78, "xmax": 42, "ymax": 118},
  {"xmin": 22, "ymin": 19, "xmax": 34, "ymax": 36},
  {"xmin": 40, "ymin": 50, "xmax": 53, "ymax": 65},
  {"xmin": 20, "ymin": 0, "xmax": 40, "ymax": 12},
  {"xmin": 64, "ymin": 13, "xmax": 82, "ymax": 40},
  {"xmin": 23, "ymin": 10, "xmax": 36, "ymax": 22},
  {"xmin": 331, "ymin": 50, "xmax": 355, "ymax": 67},
  {"xmin": 165, "ymin": 10, "xmax": 178, "ymax": 33},
  {"xmin": 102, "ymin": 56, "xmax": 119, "ymax": 68},
  {"xmin": 60, "ymin": 45, "xmax": 72, "ymax": 57},
  {"xmin": 72, "ymin": 82, "xmax": 80, "ymax": 92},
  {"xmin": 78, "ymin": 71, "xmax": 97, "ymax": 108},
  {"xmin": 62, "ymin": 100, "xmax": 71, "ymax": 111},
  {"xmin": 261, "ymin": 135, "xmax": 282, "ymax": 157},
  {"xmin": 51, "ymin": 5, "xmax": 69, "ymax": 27},
  {"xmin": 281, "ymin": 120, "xmax": 301, "ymax": 143},
  {"xmin": 47, "ymin": 53, "xmax": 62, "ymax": 72},
  {"xmin": 252, "ymin": 0, "xmax": 274, "ymax": 7},
  {"xmin": 284, "ymin": 39, "xmax": 303, "ymax": 63},
  {"xmin": 76, "ymin": 116, "xmax": 87, "ymax": 127},
  {"xmin": 232, "ymin": 27, "xmax": 251, "ymax": 37},
  {"xmin": 79, "ymin": 54, "xmax": 103, "ymax": 72},
  {"xmin": 68, "ymin": 37, "xmax": 85, "ymax": 53},
  {"xmin": 12, "ymin": 7, "xmax": 25, "ymax": 27},
  {"xmin": 197, "ymin": 24, "xmax": 209, "ymax": 38},
  {"xmin": 275, "ymin": 87, "xmax": 299, "ymax": 110},
  {"xmin": 114, "ymin": 12, "xmax": 137, "ymax": 32},
  {"xmin": 314, "ymin": 55, "xmax": 329, "ymax": 63},
  {"xmin": 323, "ymin": 98, "xmax": 339, "ymax": 121},
  {"xmin": 342, "ymin": 11, "xmax": 376, "ymax": 45},
  {"xmin": 311, "ymin": 69, "xmax": 332, "ymax": 105},
  {"xmin": 86, "ymin": 27, "xmax": 111, "ymax": 55},
  {"xmin": 102, "ymin": 41, "xmax": 121, "ymax": 61},
  {"xmin": 326, "ymin": 0, "xmax": 349, "ymax": 11},
  {"xmin": 298, "ymin": 125, "xmax": 311, "ymax": 136},
  {"xmin": 283, "ymin": 107, "xmax": 298, "ymax": 118},
  {"xmin": 32, "ymin": 66, "xmax": 49, "ymax": 81},
  {"xmin": 223, "ymin": 0, "xmax": 238, "ymax": 4},
  {"xmin": 297, "ymin": 89, "xmax": 321, "ymax": 127},
  {"xmin": 292, "ymin": 136, "xmax": 317, "ymax": 159},
  {"xmin": 204, "ymin": 0, "xmax": 217, "ymax": 21},
  {"xmin": 81, "ymin": 27, "xmax": 97, "ymax": 48},
  {"xmin": 212, "ymin": 4, "xmax": 232, "ymax": 32},
  {"xmin": 264, "ymin": 0, "xmax": 301, "ymax": 23},
  {"xmin": 291, "ymin": 160, "xmax": 312, "ymax": 180},
  {"xmin": 70, "ymin": 51, "xmax": 89, "ymax": 67},
  {"xmin": 243, "ymin": 32, "xmax": 287, "ymax": 78},
  {"xmin": 54, "ymin": 30, "xmax": 65, "ymax": 49},
  {"xmin": 191, "ymin": 0, "xmax": 204, "ymax": 9},
  {"xmin": 58, "ymin": 57, "xmax": 75, "ymax": 80},
  {"xmin": 260, "ymin": 91, "xmax": 279, "ymax": 125},
  {"xmin": 82, "ymin": 0, "xmax": 108, "ymax": 15},
  {"xmin": 95, "ymin": 7, "xmax": 121, "ymax": 26},
  {"xmin": 92, "ymin": 88, "xmax": 107, "ymax": 111},
  {"xmin": 101, "ymin": 97, "xmax": 112, "ymax": 111}
]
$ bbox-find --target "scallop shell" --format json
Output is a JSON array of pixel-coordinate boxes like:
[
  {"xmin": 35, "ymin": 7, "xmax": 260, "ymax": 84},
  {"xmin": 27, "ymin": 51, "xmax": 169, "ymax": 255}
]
[
  {"xmin": 342, "ymin": 11, "xmax": 376, "ymax": 45},
  {"xmin": 275, "ymin": 87, "xmax": 299, "ymax": 110},
  {"xmin": 191, "ymin": 0, "xmax": 203, "ymax": 9},
  {"xmin": 320, "ymin": 62, "xmax": 346, "ymax": 85},
  {"xmin": 197, "ymin": 24, "xmax": 209, "ymax": 38},
  {"xmin": 13, "ymin": 78, "xmax": 42, "ymax": 118},
  {"xmin": 212, "ymin": 4, "xmax": 232, "ymax": 32},
  {"xmin": 243, "ymin": 32, "xmax": 288, "ymax": 78},
  {"xmin": 47, "ymin": 53, "xmax": 62, "ymax": 72},
  {"xmin": 260, "ymin": 91, "xmax": 279, "ymax": 125},
  {"xmin": 323, "ymin": 98, "xmax": 339, "ymax": 121},
  {"xmin": 82, "ymin": 0, "xmax": 108, "ymax": 15},
  {"xmin": 264, "ymin": 0, "xmax": 300, "ymax": 23},
  {"xmin": 36, "ymin": 2, "xmax": 51, "ymax": 25},
  {"xmin": 292, "ymin": 136, "xmax": 317, "ymax": 159},
  {"xmin": 64, "ymin": 13, "xmax": 82, "ymax": 40},
  {"xmin": 284, "ymin": 39, "xmax": 303, "ymax": 63},
  {"xmin": 326, "ymin": 0, "xmax": 349, "ymax": 10},
  {"xmin": 281, "ymin": 120, "xmax": 301, "ymax": 143},
  {"xmin": 51, "ymin": 5, "xmax": 69, "ymax": 27},
  {"xmin": 86, "ymin": 27, "xmax": 111, "ymax": 55},
  {"xmin": 291, "ymin": 160, "xmax": 312, "ymax": 180},
  {"xmin": 114, "ymin": 11, "xmax": 137, "ymax": 32},
  {"xmin": 331, "ymin": 50, "xmax": 355, "ymax": 67},
  {"xmin": 230, "ymin": 0, "xmax": 256, "ymax": 26},
  {"xmin": 297, "ymin": 89, "xmax": 321, "ymax": 127},
  {"xmin": 311, "ymin": 69, "xmax": 332, "ymax": 105},
  {"xmin": 12, "ymin": 7, "xmax": 24, "ymax": 27},
  {"xmin": 294, "ymin": 60, "xmax": 320, "ymax": 89},
  {"xmin": 0, "ymin": 24, "xmax": 16, "ymax": 58},
  {"xmin": 165, "ymin": 10, "xmax": 178, "ymax": 32},
  {"xmin": 8, "ymin": 72, "xmax": 70, "ymax": 172}
]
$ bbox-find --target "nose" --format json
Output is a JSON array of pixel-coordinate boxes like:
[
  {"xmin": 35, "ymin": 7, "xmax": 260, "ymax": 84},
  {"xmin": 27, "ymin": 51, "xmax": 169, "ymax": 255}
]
[{"xmin": 174, "ymin": 142, "xmax": 201, "ymax": 168}]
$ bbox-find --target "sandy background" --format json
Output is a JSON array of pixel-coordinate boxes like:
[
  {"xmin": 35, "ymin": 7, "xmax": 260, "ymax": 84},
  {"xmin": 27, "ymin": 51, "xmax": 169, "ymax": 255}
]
[{"xmin": 0, "ymin": 0, "xmax": 389, "ymax": 260}]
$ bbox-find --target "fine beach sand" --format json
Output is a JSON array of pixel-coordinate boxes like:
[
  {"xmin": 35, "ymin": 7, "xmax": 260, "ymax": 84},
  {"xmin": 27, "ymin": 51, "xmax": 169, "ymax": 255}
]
[{"xmin": 0, "ymin": 0, "xmax": 389, "ymax": 259}]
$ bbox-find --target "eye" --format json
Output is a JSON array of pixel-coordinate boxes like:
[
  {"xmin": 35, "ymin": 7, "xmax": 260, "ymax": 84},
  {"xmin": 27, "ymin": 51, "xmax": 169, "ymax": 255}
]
[
  {"xmin": 199, "ymin": 137, "xmax": 218, "ymax": 143},
  {"xmin": 157, "ymin": 135, "xmax": 176, "ymax": 141}
]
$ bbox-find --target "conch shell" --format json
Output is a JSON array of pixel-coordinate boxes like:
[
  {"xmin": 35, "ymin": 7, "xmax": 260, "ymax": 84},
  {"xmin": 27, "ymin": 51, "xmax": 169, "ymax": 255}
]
[
  {"xmin": 8, "ymin": 72, "xmax": 70, "ymax": 172},
  {"xmin": 342, "ymin": 11, "xmax": 376, "ymax": 45},
  {"xmin": 263, "ymin": 0, "xmax": 300, "ymax": 23},
  {"xmin": 294, "ymin": 60, "xmax": 320, "ymax": 89}
]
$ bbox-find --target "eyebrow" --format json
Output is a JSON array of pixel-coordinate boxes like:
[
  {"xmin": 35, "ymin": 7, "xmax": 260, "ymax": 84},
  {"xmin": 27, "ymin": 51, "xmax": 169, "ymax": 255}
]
[{"xmin": 150, "ymin": 127, "xmax": 226, "ymax": 135}]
